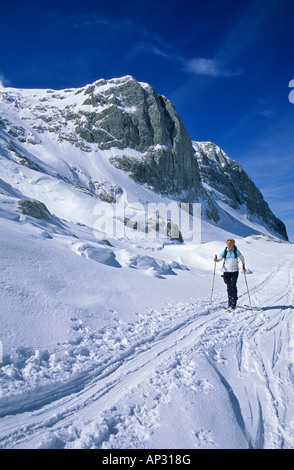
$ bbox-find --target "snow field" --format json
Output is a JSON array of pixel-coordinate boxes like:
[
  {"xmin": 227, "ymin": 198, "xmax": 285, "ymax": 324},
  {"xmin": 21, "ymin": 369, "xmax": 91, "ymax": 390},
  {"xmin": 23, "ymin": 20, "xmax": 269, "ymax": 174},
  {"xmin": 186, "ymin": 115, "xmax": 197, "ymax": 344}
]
[{"xmin": 0, "ymin": 231, "xmax": 293, "ymax": 449}]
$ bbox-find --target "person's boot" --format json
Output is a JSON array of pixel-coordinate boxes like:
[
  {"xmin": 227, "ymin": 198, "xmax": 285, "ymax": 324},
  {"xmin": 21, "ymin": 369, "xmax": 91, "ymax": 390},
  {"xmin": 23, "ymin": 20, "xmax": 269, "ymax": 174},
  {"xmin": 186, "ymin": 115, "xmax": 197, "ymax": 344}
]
[{"xmin": 231, "ymin": 298, "xmax": 237, "ymax": 310}]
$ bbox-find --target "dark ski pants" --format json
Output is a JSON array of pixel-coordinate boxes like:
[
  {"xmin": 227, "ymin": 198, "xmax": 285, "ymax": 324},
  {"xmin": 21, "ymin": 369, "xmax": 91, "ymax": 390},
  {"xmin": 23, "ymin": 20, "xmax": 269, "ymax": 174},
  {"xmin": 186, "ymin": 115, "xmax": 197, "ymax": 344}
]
[{"xmin": 223, "ymin": 271, "xmax": 239, "ymax": 303}]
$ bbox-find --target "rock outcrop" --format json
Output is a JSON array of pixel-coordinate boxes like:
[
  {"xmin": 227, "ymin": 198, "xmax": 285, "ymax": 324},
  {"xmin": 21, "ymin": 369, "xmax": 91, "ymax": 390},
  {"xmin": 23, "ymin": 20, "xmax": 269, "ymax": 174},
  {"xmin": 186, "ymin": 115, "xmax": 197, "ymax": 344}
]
[
  {"xmin": 194, "ymin": 141, "xmax": 288, "ymax": 239},
  {"xmin": 76, "ymin": 76, "xmax": 202, "ymax": 197}
]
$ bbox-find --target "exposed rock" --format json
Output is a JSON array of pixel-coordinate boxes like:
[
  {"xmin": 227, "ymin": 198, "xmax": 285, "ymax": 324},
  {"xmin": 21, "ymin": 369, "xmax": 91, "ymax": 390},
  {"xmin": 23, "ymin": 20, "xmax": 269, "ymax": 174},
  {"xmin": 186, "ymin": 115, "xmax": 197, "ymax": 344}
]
[
  {"xmin": 93, "ymin": 181, "xmax": 123, "ymax": 203},
  {"xmin": 76, "ymin": 76, "xmax": 202, "ymax": 197},
  {"xmin": 194, "ymin": 141, "xmax": 288, "ymax": 240},
  {"xmin": 18, "ymin": 198, "xmax": 52, "ymax": 221},
  {"xmin": 117, "ymin": 213, "xmax": 184, "ymax": 242}
]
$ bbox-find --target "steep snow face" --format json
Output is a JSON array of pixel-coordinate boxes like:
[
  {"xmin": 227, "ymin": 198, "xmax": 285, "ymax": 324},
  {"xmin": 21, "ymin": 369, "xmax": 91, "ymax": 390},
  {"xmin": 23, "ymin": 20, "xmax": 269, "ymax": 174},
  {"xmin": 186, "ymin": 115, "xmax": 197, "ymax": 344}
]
[{"xmin": 0, "ymin": 76, "xmax": 288, "ymax": 240}]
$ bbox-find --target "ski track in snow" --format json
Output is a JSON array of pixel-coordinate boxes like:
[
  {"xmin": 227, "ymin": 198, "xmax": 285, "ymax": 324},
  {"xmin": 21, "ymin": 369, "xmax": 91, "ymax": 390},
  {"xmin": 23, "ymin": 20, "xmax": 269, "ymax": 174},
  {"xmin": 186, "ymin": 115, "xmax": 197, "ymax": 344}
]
[{"xmin": 0, "ymin": 257, "xmax": 293, "ymax": 449}]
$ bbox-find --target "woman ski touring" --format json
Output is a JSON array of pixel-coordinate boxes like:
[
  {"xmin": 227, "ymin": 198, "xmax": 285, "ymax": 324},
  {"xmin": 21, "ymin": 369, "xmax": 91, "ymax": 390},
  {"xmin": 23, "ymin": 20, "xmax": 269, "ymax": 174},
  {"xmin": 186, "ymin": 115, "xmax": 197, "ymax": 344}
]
[{"xmin": 214, "ymin": 239, "xmax": 246, "ymax": 310}]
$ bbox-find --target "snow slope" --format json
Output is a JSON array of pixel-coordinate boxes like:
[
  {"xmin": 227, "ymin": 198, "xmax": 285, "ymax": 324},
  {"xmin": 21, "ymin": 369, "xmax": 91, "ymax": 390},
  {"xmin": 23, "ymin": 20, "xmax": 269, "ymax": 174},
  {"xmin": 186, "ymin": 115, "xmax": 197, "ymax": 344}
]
[{"xmin": 0, "ymin": 194, "xmax": 293, "ymax": 449}]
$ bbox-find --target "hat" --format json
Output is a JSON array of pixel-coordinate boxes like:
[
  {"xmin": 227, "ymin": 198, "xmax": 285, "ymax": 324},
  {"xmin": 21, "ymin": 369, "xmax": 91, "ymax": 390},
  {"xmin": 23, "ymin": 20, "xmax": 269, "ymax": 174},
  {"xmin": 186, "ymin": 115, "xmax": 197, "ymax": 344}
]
[{"xmin": 226, "ymin": 238, "xmax": 235, "ymax": 244}]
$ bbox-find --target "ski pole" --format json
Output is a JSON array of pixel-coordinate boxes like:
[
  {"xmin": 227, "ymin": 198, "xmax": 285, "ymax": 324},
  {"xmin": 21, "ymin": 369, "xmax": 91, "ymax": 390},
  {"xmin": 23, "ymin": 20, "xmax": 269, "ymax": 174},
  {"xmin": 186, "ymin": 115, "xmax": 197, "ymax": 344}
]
[
  {"xmin": 210, "ymin": 255, "xmax": 217, "ymax": 302},
  {"xmin": 243, "ymin": 270, "xmax": 251, "ymax": 306}
]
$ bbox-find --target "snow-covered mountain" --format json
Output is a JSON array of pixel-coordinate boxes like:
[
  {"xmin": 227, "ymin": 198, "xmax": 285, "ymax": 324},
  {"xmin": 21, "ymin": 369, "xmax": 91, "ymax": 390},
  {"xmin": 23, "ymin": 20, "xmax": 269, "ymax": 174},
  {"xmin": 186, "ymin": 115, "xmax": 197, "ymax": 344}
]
[
  {"xmin": 0, "ymin": 75, "xmax": 288, "ymax": 242},
  {"xmin": 1, "ymin": 77, "xmax": 293, "ymax": 450}
]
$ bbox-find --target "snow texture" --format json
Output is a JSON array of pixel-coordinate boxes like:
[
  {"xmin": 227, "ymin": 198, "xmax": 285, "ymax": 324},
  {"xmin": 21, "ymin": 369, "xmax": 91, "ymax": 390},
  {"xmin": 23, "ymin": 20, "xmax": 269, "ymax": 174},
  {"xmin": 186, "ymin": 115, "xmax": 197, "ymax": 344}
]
[{"xmin": 0, "ymin": 79, "xmax": 293, "ymax": 450}]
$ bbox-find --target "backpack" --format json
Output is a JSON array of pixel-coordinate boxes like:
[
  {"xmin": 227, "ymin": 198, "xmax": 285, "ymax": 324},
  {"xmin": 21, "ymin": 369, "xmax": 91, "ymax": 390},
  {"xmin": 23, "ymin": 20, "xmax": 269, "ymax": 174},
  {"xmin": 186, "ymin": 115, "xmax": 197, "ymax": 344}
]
[{"xmin": 224, "ymin": 246, "xmax": 238, "ymax": 258}]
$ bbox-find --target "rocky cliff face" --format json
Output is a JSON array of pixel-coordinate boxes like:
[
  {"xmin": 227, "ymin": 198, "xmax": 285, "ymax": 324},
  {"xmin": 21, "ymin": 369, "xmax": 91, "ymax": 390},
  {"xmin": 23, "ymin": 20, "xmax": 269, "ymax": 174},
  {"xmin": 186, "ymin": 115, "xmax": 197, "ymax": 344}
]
[
  {"xmin": 193, "ymin": 141, "xmax": 288, "ymax": 240},
  {"xmin": 0, "ymin": 76, "xmax": 288, "ymax": 240},
  {"xmin": 76, "ymin": 76, "xmax": 202, "ymax": 197}
]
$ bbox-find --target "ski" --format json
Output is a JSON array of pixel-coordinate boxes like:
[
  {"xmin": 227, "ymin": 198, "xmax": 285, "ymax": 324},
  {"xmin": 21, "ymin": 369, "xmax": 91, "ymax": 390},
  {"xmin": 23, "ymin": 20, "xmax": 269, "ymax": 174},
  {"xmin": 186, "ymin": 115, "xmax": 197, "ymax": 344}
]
[
  {"xmin": 243, "ymin": 304, "xmax": 262, "ymax": 312},
  {"xmin": 221, "ymin": 303, "xmax": 241, "ymax": 312},
  {"xmin": 222, "ymin": 305, "xmax": 235, "ymax": 312},
  {"xmin": 222, "ymin": 304, "xmax": 262, "ymax": 313}
]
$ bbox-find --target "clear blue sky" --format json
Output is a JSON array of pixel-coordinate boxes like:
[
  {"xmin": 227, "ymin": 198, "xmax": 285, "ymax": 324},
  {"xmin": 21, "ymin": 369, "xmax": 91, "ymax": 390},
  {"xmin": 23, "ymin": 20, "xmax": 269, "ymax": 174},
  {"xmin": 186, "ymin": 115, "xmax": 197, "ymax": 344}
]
[{"xmin": 1, "ymin": 0, "xmax": 294, "ymax": 241}]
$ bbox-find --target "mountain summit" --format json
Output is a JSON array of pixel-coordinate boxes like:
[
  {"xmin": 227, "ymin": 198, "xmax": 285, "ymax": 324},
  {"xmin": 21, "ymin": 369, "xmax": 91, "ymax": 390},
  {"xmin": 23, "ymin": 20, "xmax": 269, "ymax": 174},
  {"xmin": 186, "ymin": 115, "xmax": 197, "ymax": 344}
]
[{"xmin": 0, "ymin": 75, "xmax": 288, "ymax": 241}]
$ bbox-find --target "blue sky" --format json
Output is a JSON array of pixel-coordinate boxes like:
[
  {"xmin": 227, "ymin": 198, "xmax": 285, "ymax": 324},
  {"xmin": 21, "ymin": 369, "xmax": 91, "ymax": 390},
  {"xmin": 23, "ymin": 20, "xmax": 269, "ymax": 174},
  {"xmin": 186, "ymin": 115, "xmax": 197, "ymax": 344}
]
[{"xmin": 1, "ymin": 0, "xmax": 294, "ymax": 240}]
